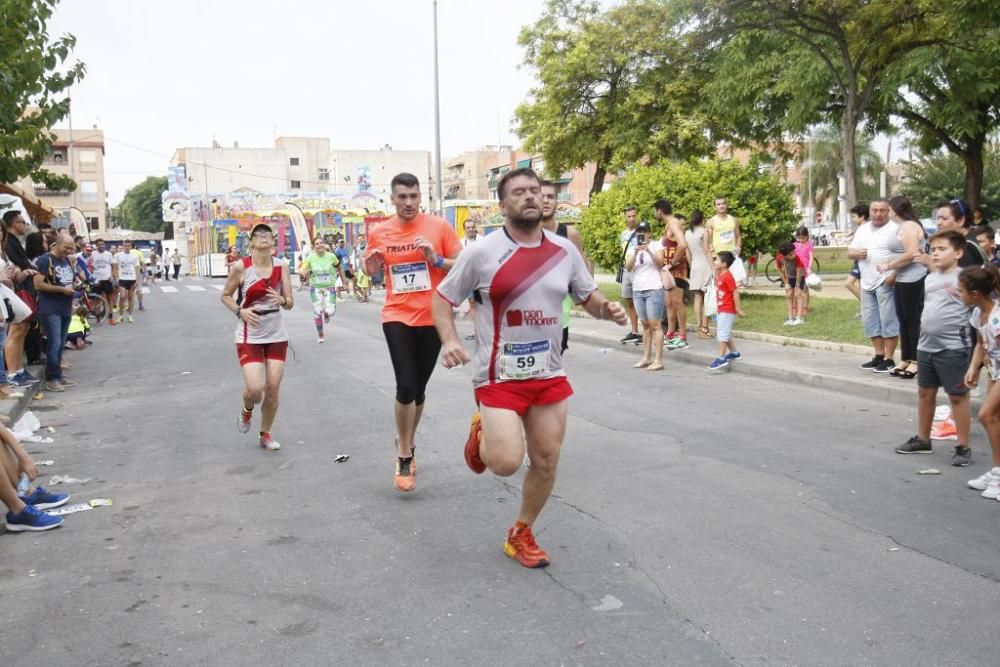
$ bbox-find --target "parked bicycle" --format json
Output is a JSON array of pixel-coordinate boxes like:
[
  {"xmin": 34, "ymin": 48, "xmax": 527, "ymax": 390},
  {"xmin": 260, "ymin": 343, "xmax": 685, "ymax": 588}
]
[{"xmin": 764, "ymin": 256, "xmax": 821, "ymax": 285}]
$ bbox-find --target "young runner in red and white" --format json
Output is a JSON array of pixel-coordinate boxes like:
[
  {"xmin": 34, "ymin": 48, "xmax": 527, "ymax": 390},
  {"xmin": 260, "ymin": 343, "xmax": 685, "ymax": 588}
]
[
  {"xmin": 220, "ymin": 223, "xmax": 294, "ymax": 451},
  {"xmin": 433, "ymin": 168, "xmax": 627, "ymax": 569}
]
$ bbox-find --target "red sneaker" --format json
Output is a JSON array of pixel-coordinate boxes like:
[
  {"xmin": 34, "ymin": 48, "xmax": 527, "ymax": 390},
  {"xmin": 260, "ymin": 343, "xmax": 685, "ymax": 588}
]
[
  {"xmin": 464, "ymin": 412, "xmax": 485, "ymax": 474},
  {"xmin": 503, "ymin": 524, "xmax": 550, "ymax": 568}
]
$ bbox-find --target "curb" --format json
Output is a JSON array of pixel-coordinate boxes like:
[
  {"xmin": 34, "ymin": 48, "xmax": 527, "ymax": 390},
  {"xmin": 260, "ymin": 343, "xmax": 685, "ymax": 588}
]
[
  {"xmin": 566, "ymin": 328, "xmax": 926, "ymax": 409},
  {"xmin": 0, "ymin": 365, "xmax": 46, "ymax": 427},
  {"xmin": 568, "ymin": 309, "xmax": 872, "ymax": 356},
  {"xmin": 360, "ymin": 291, "xmax": 939, "ymax": 409}
]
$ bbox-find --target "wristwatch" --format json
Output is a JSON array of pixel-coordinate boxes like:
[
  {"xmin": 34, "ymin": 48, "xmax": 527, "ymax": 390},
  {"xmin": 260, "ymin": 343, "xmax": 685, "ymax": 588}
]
[{"xmin": 433, "ymin": 256, "xmax": 445, "ymax": 269}]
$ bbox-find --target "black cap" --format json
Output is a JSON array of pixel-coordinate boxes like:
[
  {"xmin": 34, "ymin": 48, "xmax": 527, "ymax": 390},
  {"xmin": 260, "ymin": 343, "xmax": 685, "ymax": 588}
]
[{"xmin": 636, "ymin": 222, "xmax": 651, "ymax": 232}]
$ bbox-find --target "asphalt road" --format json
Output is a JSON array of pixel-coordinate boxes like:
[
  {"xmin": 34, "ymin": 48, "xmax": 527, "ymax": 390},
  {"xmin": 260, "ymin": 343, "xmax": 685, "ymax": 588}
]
[{"xmin": 2, "ymin": 277, "xmax": 999, "ymax": 667}]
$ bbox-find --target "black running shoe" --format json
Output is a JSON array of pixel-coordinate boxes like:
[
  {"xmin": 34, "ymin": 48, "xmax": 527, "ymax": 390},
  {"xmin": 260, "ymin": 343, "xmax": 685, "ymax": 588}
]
[
  {"xmin": 896, "ymin": 436, "xmax": 932, "ymax": 454},
  {"xmin": 860, "ymin": 356, "xmax": 882, "ymax": 370},
  {"xmin": 874, "ymin": 359, "xmax": 896, "ymax": 373},
  {"xmin": 952, "ymin": 446, "xmax": 972, "ymax": 467},
  {"xmin": 620, "ymin": 332, "xmax": 640, "ymax": 344}
]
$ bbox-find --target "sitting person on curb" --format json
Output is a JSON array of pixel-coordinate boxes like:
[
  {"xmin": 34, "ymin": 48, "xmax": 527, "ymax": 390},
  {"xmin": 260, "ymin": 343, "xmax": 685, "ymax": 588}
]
[
  {"xmin": 895, "ymin": 230, "xmax": 972, "ymax": 466},
  {"xmin": 66, "ymin": 306, "xmax": 91, "ymax": 350},
  {"xmin": 1, "ymin": 422, "xmax": 67, "ymax": 531}
]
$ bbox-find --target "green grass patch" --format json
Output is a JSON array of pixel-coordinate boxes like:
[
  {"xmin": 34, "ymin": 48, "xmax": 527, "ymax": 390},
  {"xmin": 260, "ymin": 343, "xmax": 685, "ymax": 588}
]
[
  {"xmin": 588, "ymin": 282, "xmax": 868, "ymax": 345},
  {"xmin": 737, "ymin": 293, "xmax": 868, "ymax": 345}
]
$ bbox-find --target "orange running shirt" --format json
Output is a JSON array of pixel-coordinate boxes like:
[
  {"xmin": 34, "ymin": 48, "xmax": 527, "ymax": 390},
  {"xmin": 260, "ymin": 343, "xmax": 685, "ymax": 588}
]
[{"xmin": 366, "ymin": 213, "xmax": 462, "ymax": 326}]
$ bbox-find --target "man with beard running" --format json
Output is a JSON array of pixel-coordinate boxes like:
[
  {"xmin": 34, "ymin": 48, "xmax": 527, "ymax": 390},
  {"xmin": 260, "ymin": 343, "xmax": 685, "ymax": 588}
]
[
  {"xmin": 433, "ymin": 169, "xmax": 627, "ymax": 568},
  {"xmin": 298, "ymin": 236, "xmax": 348, "ymax": 343},
  {"xmin": 364, "ymin": 173, "xmax": 462, "ymax": 493}
]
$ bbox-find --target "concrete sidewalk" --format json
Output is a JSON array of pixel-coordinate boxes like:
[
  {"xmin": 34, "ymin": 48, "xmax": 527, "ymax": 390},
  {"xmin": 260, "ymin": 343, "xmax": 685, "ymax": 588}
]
[
  {"xmin": 353, "ymin": 286, "xmax": 925, "ymax": 408},
  {"xmin": 563, "ymin": 313, "xmax": 924, "ymax": 407}
]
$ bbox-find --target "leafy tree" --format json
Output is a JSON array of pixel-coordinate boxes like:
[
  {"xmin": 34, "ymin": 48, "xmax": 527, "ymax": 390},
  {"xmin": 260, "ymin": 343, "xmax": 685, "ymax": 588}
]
[
  {"xmin": 515, "ymin": 0, "xmax": 712, "ymax": 195},
  {"xmin": 0, "ymin": 0, "xmax": 86, "ymax": 191},
  {"xmin": 694, "ymin": 0, "xmax": 966, "ymax": 205},
  {"xmin": 798, "ymin": 125, "xmax": 883, "ymax": 212},
  {"xmin": 119, "ymin": 177, "xmax": 168, "ymax": 233},
  {"xmin": 579, "ymin": 159, "xmax": 798, "ymax": 270},
  {"xmin": 899, "ymin": 148, "xmax": 1000, "ymax": 220},
  {"xmin": 887, "ymin": 24, "xmax": 1000, "ymax": 209}
]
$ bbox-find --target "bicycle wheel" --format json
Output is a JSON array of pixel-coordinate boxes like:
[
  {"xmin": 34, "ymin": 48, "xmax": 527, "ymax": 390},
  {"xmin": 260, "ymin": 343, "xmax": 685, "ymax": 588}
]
[
  {"xmin": 764, "ymin": 258, "xmax": 781, "ymax": 283},
  {"xmin": 88, "ymin": 297, "xmax": 106, "ymax": 324}
]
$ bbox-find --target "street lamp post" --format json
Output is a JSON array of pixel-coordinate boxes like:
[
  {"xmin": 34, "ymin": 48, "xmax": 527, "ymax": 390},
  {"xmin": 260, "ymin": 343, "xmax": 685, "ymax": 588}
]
[{"xmin": 432, "ymin": 0, "xmax": 444, "ymax": 213}]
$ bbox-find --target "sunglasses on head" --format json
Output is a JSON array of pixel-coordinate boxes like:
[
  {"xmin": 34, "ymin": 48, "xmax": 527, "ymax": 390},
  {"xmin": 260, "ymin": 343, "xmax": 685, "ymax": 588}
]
[{"xmin": 950, "ymin": 199, "xmax": 969, "ymax": 217}]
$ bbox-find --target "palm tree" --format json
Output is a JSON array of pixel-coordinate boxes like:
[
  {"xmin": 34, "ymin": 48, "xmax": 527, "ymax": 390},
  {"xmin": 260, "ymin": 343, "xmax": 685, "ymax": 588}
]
[{"xmin": 800, "ymin": 125, "xmax": 884, "ymax": 210}]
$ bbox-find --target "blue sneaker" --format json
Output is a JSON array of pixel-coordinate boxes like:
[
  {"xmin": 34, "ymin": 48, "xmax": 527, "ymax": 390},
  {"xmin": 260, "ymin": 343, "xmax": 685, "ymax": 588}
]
[
  {"xmin": 726, "ymin": 351, "xmax": 742, "ymax": 361},
  {"xmin": 10, "ymin": 371, "xmax": 36, "ymax": 387},
  {"xmin": 708, "ymin": 356, "xmax": 730, "ymax": 370},
  {"xmin": 20, "ymin": 486, "xmax": 70, "ymax": 510},
  {"xmin": 5, "ymin": 504, "xmax": 63, "ymax": 532}
]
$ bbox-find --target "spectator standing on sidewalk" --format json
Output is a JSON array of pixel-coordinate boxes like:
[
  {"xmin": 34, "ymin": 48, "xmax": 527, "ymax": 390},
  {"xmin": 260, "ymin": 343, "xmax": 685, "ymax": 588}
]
[
  {"xmin": 655, "ymin": 200, "xmax": 688, "ymax": 349},
  {"xmin": 936, "ymin": 200, "xmax": 987, "ymax": 268},
  {"xmin": 791, "ymin": 227, "xmax": 814, "ymax": 325},
  {"xmin": 619, "ymin": 205, "xmax": 641, "ymax": 344},
  {"xmin": 972, "ymin": 225, "xmax": 1000, "ymax": 267},
  {"xmin": 895, "ymin": 230, "xmax": 972, "ymax": 466},
  {"xmin": 3, "ymin": 212, "xmax": 39, "ymax": 388},
  {"xmin": 685, "ymin": 209, "xmax": 714, "ymax": 338},
  {"xmin": 878, "ymin": 195, "xmax": 928, "ymax": 380},
  {"xmin": 625, "ymin": 222, "xmax": 665, "ymax": 371},
  {"xmin": 845, "ymin": 204, "xmax": 869, "ymax": 305},
  {"xmin": 961, "ymin": 265, "xmax": 1000, "ymax": 498},
  {"xmin": 849, "ymin": 198, "xmax": 902, "ymax": 373},
  {"xmin": 707, "ymin": 197, "xmax": 747, "ymax": 285},
  {"xmin": 33, "ymin": 233, "xmax": 78, "ymax": 393},
  {"xmin": 708, "ymin": 251, "xmax": 744, "ymax": 370}
]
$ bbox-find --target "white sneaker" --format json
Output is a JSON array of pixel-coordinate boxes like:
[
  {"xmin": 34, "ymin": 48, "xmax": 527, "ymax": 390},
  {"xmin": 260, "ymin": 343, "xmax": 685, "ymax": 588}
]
[
  {"xmin": 968, "ymin": 467, "xmax": 999, "ymax": 490},
  {"xmin": 982, "ymin": 477, "xmax": 1000, "ymax": 499},
  {"xmin": 783, "ymin": 318, "xmax": 795, "ymax": 326},
  {"xmin": 317, "ymin": 336, "xmax": 325, "ymax": 344}
]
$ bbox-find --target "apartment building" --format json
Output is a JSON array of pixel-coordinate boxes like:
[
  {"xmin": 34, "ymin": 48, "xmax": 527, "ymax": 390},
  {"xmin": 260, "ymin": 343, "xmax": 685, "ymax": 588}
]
[{"xmin": 23, "ymin": 127, "xmax": 108, "ymax": 233}]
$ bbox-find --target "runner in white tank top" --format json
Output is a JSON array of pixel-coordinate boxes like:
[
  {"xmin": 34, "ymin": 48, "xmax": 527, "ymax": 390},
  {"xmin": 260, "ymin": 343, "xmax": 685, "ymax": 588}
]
[{"xmin": 220, "ymin": 223, "xmax": 294, "ymax": 451}]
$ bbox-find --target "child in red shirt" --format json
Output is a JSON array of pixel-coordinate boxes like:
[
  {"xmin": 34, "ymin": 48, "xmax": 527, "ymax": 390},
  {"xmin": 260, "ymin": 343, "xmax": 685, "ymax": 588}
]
[{"xmin": 709, "ymin": 251, "xmax": 745, "ymax": 370}]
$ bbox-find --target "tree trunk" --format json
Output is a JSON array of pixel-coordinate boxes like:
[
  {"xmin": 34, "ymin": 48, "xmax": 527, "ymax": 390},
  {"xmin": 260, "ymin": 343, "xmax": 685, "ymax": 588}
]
[
  {"xmin": 840, "ymin": 111, "xmax": 859, "ymax": 209},
  {"xmin": 589, "ymin": 163, "xmax": 607, "ymax": 197},
  {"xmin": 962, "ymin": 135, "xmax": 985, "ymax": 211}
]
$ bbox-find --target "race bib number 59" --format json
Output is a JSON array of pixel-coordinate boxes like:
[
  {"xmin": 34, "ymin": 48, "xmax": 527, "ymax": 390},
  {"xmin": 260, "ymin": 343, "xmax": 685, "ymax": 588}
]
[
  {"xmin": 390, "ymin": 262, "xmax": 431, "ymax": 294},
  {"xmin": 500, "ymin": 340, "xmax": 549, "ymax": 380}
]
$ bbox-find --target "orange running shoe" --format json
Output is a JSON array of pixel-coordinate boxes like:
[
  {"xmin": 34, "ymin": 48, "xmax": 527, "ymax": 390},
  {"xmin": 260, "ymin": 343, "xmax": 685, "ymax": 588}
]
[
  {"xmin": 395, "ymin": 437, "xmax": 416, "ymax": 475},
  {"xmin": 464, "ymin": 412, "xmax": 485, "ymax": 474},
  {"xmin": 394, "ymin": 457, "xmax": 415, "ymax": 492},
  {"xmin": 504, "ymin": 524, "xmax": 550, "ymax": 568}
]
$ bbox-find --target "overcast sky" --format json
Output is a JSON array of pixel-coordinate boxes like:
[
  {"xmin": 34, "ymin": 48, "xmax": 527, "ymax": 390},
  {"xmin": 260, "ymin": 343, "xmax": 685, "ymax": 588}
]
[{"xmin": 49, "ymin": 0, "xmax": 545, "ymax": 205}]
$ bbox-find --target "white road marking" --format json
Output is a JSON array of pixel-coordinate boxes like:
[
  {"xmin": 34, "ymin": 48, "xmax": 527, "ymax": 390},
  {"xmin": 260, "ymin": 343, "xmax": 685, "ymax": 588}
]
[
  {"xmin": 160, "ymin": 286, "xmax": 178, "ymax": 293},
  {"xmin": 211, "ymin": 285, "xmax": 224, "ymax": 290},
  {"xmin": 186, "ymin": 285, "xmax": 207, "ymax": 292}
]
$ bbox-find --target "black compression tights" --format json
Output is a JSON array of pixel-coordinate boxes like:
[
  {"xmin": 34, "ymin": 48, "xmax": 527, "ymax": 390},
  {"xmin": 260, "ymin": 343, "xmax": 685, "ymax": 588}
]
[{"xmin": 382, "ymin": 322, "xmax": 442, "ymax": 405}]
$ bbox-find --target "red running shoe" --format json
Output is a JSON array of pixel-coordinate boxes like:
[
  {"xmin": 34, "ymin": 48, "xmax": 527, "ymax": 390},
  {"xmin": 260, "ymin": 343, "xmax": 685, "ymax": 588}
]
[
  {"xmin": 464, "ymin": 412, "xmax": 485, "ymax": 474},
  {"xmin": 504, "ymin": 524, "xmax": 550, "ymax": 568}
]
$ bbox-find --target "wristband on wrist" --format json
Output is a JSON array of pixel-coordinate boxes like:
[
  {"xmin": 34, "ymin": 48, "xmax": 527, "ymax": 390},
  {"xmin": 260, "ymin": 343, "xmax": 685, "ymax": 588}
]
[{"xmin": 433, "ymin": 255, "xmax": 445, "ymax": 269}]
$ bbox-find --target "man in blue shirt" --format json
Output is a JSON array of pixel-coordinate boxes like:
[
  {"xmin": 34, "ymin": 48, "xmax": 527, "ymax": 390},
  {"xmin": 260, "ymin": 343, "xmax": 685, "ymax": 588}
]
[
  {"xmin": 33, "ymin": 233, "xmax": 78, "ymax": 393},
  {"xmin": 334, "ymin": 238, "xmax": 355, "ymax": 296}
]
